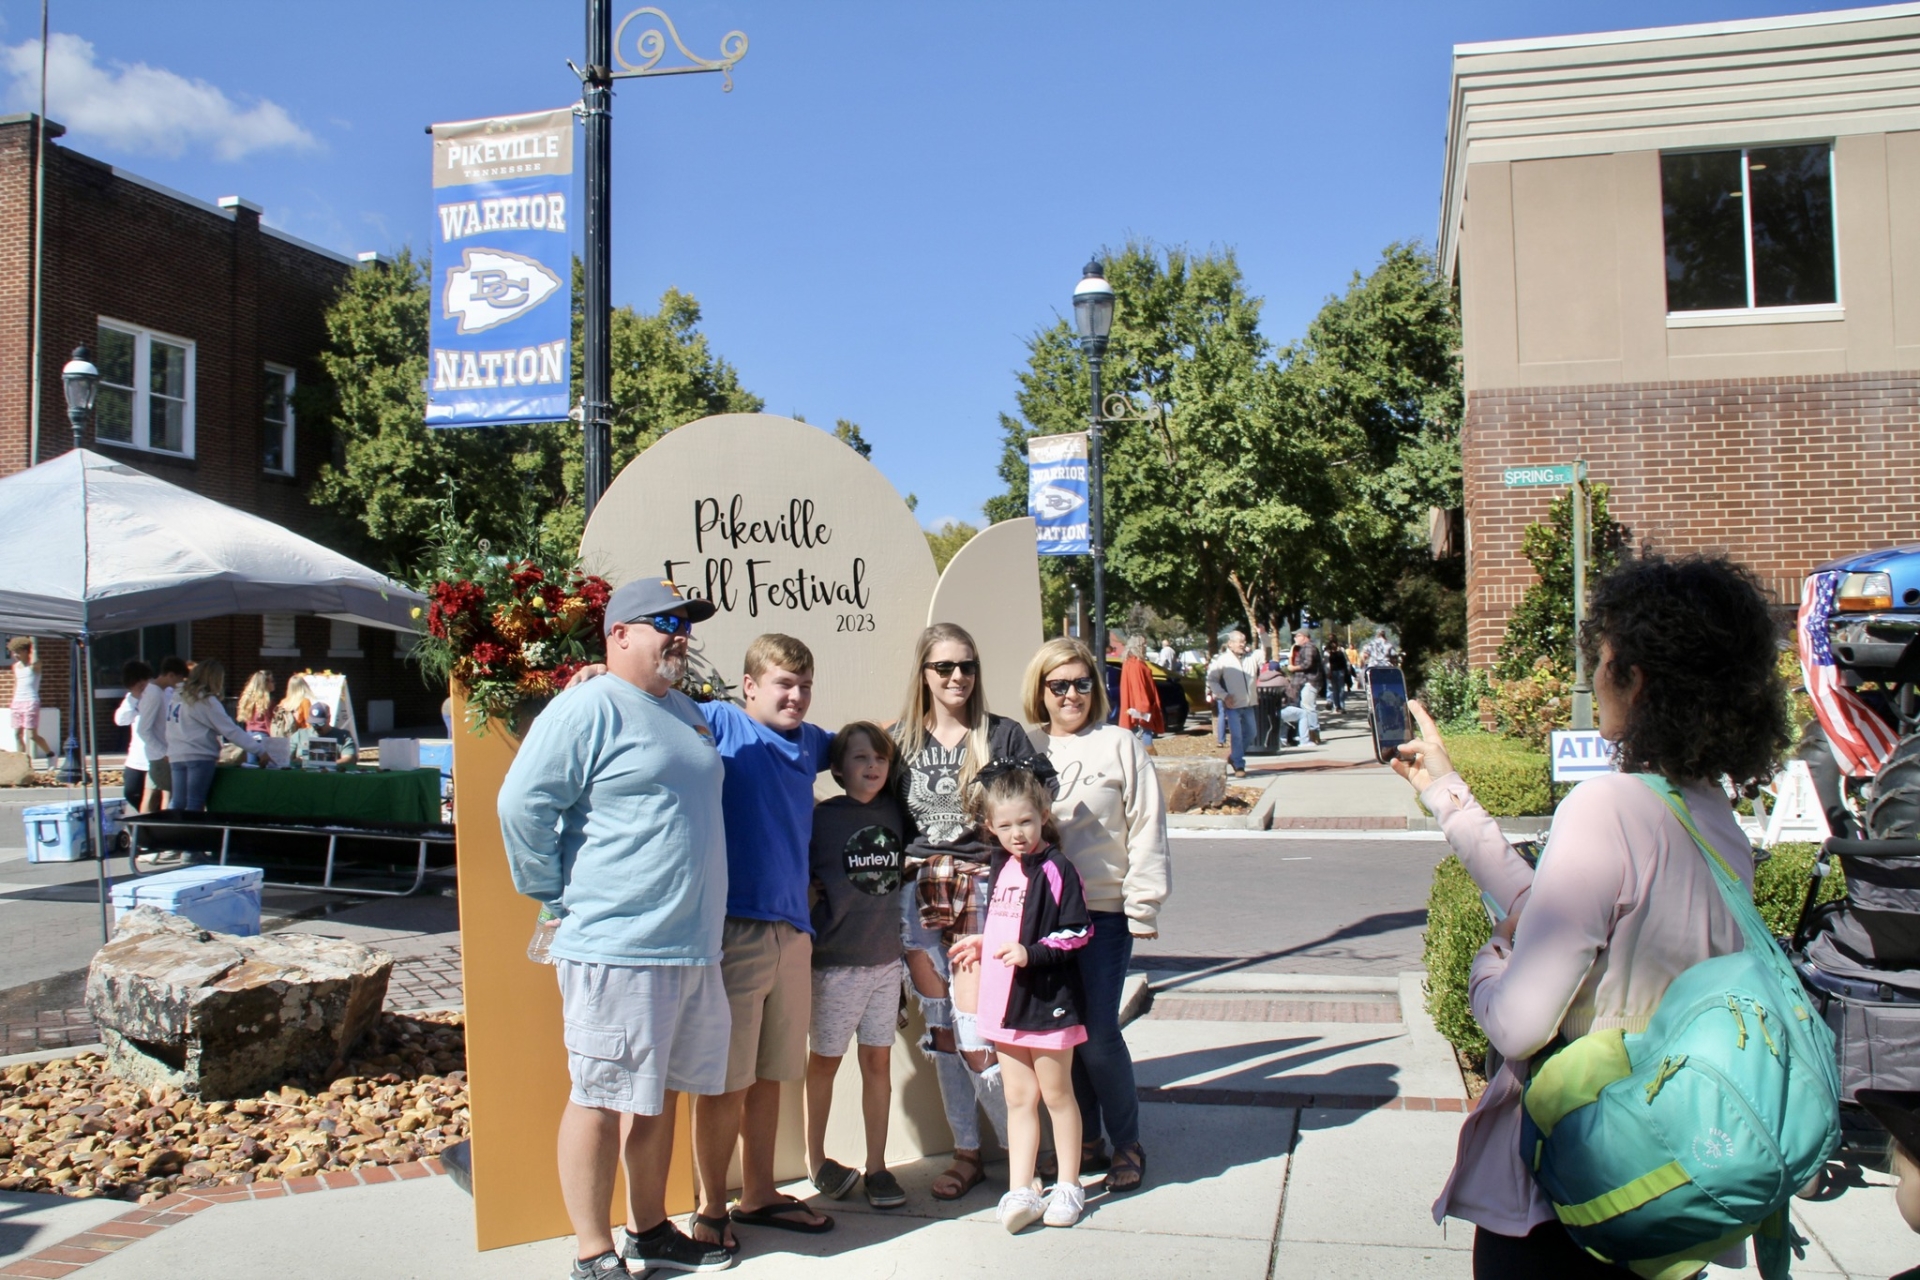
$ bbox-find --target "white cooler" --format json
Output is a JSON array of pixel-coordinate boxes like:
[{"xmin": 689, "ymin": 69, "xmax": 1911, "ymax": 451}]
[
  {"xmin": 112, "ymin": 866, "xmax": 264, "ymax": 937},
  {"xmin": 22, "ymin": 800, "xmax": 123, "ymax": 863}
]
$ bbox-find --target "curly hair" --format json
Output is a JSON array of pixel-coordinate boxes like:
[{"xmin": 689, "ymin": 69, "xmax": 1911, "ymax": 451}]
[{"xmin": 1578, "ymin": 552, "xmax": 1789, "ymax": 789}]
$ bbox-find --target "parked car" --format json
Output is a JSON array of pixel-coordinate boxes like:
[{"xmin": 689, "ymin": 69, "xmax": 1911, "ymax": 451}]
[
  {"xmin": 1103, "ymin": 659, "xmax": 1190, "ymax": 733},
  {"xmin": 1821, "ymin": 545, "xmax": 1920, "ymax": 709}
]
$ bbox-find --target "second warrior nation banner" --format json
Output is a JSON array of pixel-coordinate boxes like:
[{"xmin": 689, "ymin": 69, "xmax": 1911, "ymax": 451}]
[
  {"xmin": 427, "ymin": 108, "xmax": 575, "ymax": 428},
  {"xmin": 1027, "ymin": 432, "xmax": 1090, "ymax": 556}
]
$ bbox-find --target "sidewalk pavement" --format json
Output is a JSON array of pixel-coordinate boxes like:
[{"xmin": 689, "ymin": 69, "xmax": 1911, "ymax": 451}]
[
  {"xmin": 3, "ymin": 971, "xmax": 1909, "ymax": 1278},
  {"xmin": 1246, "ymin": 710, "xmax": 1430, "ymax": 829}
]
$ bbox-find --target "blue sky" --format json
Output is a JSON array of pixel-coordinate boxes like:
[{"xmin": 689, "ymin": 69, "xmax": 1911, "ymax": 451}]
[{"xmin": 0, "ymin": 0, "xmax": 1848, "ymax": 527}]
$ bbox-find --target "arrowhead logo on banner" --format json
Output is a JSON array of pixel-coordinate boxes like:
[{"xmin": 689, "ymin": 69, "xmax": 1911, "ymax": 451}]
[
  {"xmin": 1031, "ymin": 482, "xmax": 1085, "ymax": 519},
  {"xmin": 443, "ymin": 248, "xmax": 565, "ymax": 335}
]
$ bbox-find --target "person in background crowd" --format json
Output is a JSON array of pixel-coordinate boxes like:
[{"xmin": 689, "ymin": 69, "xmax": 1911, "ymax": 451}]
[
  {"xmin": 1391, "ymin": 554, "xmax": 1789, "ymax": 1277},
  {"xmin": 1286, "ymin": 629, "xmax": 1325, "ymax": 747},
  {"xmin": 7, "ymin": 637, "xmax": 50, "ymax": 763},
  {"xmin": 496, "ymin": 575, "xmax": 733, "ymax": 1279},
  {"xmin": 803, "ymin": 722, "xmax": 910, "ymax": 1211},
  {"xmin": 166, "ymin": 660, "xmax": 266, "ymax": 812},
  {"xmin": 893, "ymin": 622, "xmax": 1039, "ymax": 1202},
  {"xmin": 1022, "ymin": 636, "xmax": 1167, "ymax": 1195},
  {"xmin": 1205, "ymin": 631, "xmax": 1261, "ymax": 777},
  {"xmin": 1361, "ymin": 627, "xmax": 1398, "ymax": 673},
  {"xmin": 1325, "ymin": 642, "xmax": 1351, "ymax": 714},
  {"xmin": 1156, "ymin": 639, "xmax": 1176, "ymax": 671},
  {"xmin": 112, "ymin": 659, "xmax": 163, "ymax": 812},
  {"xmin": 289, "ymin": 703, "xmax": 357, "ymax": 766},
  {"xmin": 271, "ymin": 673, "xmax": 313, "ymax": 738},
  {"xmin": 144, "ymin": 657, "xmax": 188, "ymax": 810},
  {"xmin": 235, "ymin": 671, "xmax": 275, "ymax": 734},
  {"xmin": 1118, "ymin": 635, "xmax": 1165, "ymax": 750}
]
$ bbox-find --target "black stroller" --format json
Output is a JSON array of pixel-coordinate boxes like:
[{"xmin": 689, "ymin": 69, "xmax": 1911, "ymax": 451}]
[{"xmin": 1787, "ymin": 835, "xmax": 1920, "ymax": 1182}]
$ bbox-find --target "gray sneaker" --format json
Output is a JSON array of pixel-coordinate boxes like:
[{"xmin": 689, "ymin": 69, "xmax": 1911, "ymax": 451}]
[
  {"xmin": 569, "ymin": 1252, "xmax": 626, "ymax": 1280},
  {"xmin": 622, "ymin": 1221, "xmax": 733, "ymax": 1273}
]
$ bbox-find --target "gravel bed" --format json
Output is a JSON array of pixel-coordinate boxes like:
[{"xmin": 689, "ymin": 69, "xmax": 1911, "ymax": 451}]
[{"xmin": 0, "ymin": 1010, "xmax": 468, "ymax": 1203}]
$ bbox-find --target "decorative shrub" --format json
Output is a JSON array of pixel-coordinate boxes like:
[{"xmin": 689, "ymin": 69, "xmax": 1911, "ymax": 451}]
[
  {"xmin": 1488, "ymin": 658, "xmax": 1572, "ymax": 751},
  {"xmin": 1441, "ymin": 730, "xmax": 1553, "ymax": 816},
  {"xmin": 1423, "ymin": 855, "xmax": 1491, "ymax": 1064},
  {"xmin": 1418, "ymin": 653, "xmax": 1497, "ymax": 734}
]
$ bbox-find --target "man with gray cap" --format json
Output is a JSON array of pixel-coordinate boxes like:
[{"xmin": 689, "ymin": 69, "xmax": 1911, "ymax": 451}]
[{"xmin": 498, "ymin": 576, "xmax": 734, "ymax": 1278}]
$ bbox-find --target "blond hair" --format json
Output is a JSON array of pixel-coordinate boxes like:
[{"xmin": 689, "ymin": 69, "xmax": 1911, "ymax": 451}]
[
  {"xmin": 178, "ymin": 659, "xmax": 227, "ymax": 706},
  {"xmin": 1021, "ymin": 636, "xmax": 1111, "ymax": 727},
  {"xmin": 235, "ymin": 671, "xmax": 275, "ymax": 723},
  {"xmin": 743, "ymin": 632, "xmax": 814, "ymax": 680},
  {"xmin": 277, "ymin": 673, "xmax": 312, "ymax": 713},
  {"xmin": 895, "ymin": 622, "xmax": 992, "ymax": 790},
  {"xmin": 6, "ymin": 637, "xmax": 31, "ymax": 660},
  {"xmin": 970, "ymin": 764, "xmax": 1061, "ymax": 850}
]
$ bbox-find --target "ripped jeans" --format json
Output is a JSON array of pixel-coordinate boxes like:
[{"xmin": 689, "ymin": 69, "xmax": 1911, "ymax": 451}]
[{"xmin": 902, "ymin": 877, "xmax": 1008, "ymax": 1153}]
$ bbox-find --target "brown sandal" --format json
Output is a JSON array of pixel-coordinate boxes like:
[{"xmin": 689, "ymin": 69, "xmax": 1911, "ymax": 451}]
[{"xmin": 931, "ymin": 1151, "xmax": 986, "ymax": 1200}]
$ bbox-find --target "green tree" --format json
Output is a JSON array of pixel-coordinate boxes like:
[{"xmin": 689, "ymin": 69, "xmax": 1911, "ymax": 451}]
[
  {"xmin": 924, "ymin": 520, "xmax": 979, "ymax": 573},
  {"xmin": 304, "ymin": 254, "xmax": 762, "ymax": 566},
  {"xmin": 1495, "ymin": 483, "xmax": 1630, "ymax": 679},
  {"xmin": 833, "ymin": 419, "xmax": 873, "ymax": 459}
]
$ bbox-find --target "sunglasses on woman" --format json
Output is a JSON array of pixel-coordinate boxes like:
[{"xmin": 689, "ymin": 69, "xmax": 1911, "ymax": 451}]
[
  {"xmin": 1045, "ymin": 676, "xmax": 1096, "ymax": 696},
  {"xmin": 924, "ymin": 660, "xmax": 979, "ymax": 678}
]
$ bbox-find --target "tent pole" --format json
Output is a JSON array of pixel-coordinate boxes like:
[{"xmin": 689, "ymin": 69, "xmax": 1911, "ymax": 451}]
[{"xmin": 82, "ymin": 635, "xmax": 109, "ymax": 941}]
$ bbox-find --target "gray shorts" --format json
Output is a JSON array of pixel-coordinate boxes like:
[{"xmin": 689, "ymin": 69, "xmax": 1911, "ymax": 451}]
[
  {"xmin": 555, "ymin": 959, "xmax": 731, "ymax": 1115},
  {"xmin": 810, "ymin": 961, "xmax": 903, "ymax": 1055}
]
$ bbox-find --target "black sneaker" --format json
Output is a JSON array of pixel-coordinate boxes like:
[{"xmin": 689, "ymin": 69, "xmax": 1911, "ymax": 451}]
[
  {"xmin": 622, "ymin": 1221, "xmax": 733, "ymax": 1273},
  {"xmin": 864, "ymin": 1168, "xmax": 907, "ymax": 1209},
  {"xmin": 569, "ymin": 1251, "xmax": 627, "ymax": 1280}
]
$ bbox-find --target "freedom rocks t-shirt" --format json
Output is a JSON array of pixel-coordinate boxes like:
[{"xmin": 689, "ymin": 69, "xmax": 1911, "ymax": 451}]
[{"xmin": 808, "ymin": 792, "xmax": 907, "ymax": 968}]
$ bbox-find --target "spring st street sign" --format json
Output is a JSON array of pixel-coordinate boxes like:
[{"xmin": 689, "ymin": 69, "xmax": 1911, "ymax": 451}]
[{"xmin": 1503, "ymin": 464, "xmax": 1577, "ymax": 487}]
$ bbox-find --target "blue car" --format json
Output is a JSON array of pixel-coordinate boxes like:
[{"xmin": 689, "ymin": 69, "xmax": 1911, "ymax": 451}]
[{"xmin": 1821, "ymin": 545, "xmax": 1920, "ymax": 691}]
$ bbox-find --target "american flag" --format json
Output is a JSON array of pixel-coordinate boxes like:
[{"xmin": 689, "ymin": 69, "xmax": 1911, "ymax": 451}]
[{"xmin": 1798, "ymin": 571, "xmax": 1901, "ymax": 777}]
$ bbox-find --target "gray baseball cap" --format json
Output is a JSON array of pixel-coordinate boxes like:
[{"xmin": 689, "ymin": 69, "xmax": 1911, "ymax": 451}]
[{"xmin": 603, "ymin": 576, "xmax": 718, "ymax": 634}]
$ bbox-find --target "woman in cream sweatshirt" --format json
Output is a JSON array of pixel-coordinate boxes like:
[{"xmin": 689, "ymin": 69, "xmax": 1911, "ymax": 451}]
[
  {"xmin": 1392, "ymin": 554, "xmax": 1792, "ymax": 1278},
  {"xmin": 1023, "ymin": 637, "xmax": 1170, "ymax": 1193}
]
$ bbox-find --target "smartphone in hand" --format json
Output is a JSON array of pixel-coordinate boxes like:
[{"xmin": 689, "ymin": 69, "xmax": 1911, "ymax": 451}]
[{"xmin": 1368, "ymin": 667, "xmax": 1411, "ymax": 763}]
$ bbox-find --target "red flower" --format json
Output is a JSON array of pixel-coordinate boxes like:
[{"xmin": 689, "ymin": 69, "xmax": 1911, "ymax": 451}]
[
  {"xmin": 509, "ymin": 562, "xmax": 546, "ymax": 591},
  {"xmin": 469, "ymin": 641, "xmax": 511, "ymax": 673}
]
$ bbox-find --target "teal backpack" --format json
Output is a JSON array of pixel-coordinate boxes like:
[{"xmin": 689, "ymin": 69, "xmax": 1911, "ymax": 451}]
[{"xmin": 1518, "ymin": 775, "xmax": 1842, "ymax": 1280}]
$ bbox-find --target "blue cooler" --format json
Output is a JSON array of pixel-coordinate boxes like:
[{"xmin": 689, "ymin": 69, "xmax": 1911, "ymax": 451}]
[
  {"xmin": 111, "ymin": 866, "xmax": 264, "ymax": 937},
  {"xmin": 22, "ymin": 801, "xmax": 124, "ymax": 863}
]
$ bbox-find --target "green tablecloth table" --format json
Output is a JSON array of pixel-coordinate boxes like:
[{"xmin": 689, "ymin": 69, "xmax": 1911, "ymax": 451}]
[{"xmin": 207, "ymin": 766, "xmax": 442, "ymax": 826}]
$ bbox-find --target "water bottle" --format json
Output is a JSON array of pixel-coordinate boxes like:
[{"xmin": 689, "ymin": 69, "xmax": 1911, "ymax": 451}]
[{"xmin": 526, "ymin": 900, "xmax": 565, "ymax": 964}]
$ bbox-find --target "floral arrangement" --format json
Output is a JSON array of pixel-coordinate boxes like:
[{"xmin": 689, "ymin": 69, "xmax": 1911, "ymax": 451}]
[{"xmin": 408, "ymin": 493, "xmax": 612, "ymax": 728}]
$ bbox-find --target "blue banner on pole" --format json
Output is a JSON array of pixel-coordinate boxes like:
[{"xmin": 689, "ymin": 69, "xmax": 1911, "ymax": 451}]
[
  {"xmin": 426, "ymin": 108, "xmax": 575, "ymax": 428},
  {"xmin": 1028, "ymin": 432, "xmax": 1089, "ymax": 556}
]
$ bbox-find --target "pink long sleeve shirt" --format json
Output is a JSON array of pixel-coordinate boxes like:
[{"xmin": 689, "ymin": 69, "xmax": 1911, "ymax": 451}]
[{"xmin": 1422, "ymin": 769, "xmax": 1753, "ymax": 1237}]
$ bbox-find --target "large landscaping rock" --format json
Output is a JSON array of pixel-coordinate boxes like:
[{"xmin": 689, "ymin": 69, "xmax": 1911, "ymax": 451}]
[
  {"xmin": 0, "ymin": 751, "xmax": 31, "ymax": 785},
  {"xmin": 85, "ymin": 907, "xmax": 393, "ymax": 1100},
  {"xmin": 1154, "ymin": 757, "xmax": 1229, "ymax": 812}
]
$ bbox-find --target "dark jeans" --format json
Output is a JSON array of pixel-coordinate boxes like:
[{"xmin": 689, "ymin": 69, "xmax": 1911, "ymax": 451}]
[
  {"xmin": 1328, "ymin": 675, "xmax": 1347, "ymax": 712},
  {"xmin": 1072, "ymin": 910, "xmax": 1140, "ymax": 1149},
  {"xmin": 122, "ymin": 766, "xmax": 145, "ymax": 810},
  {"xmin": 1472, "ymin": 1222, "xmax": 1635, "ymax": 1279}
]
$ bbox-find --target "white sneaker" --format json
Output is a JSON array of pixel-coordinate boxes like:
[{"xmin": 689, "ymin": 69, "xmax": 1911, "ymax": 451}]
[
  {"xmin": 997, "ymin": 1187, "xmax": 1046, "ymax": 1234},
  {"xmin": 1043, "ymin": 1181, "xmax": 1085, "ymax": 1227}
]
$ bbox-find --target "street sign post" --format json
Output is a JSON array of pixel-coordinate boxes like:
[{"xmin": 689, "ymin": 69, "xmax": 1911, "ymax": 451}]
[{"xmin": 1503, "ymin": 459, "xmax": 1593, "ymax": 728}]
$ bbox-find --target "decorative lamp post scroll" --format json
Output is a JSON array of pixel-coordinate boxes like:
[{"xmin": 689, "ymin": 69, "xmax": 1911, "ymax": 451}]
[{"xmin": 574, "ymin": 5, "xmax": 748, "ymax": 517}]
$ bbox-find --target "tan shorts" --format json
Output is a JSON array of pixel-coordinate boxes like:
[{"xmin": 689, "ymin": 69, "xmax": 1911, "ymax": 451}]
[{"xmin": 719, "ymin": 917, "xmax": 811, "ymax": 1092}]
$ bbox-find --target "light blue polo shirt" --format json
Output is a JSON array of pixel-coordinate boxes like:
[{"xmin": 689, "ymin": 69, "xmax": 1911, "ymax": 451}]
[{"xmin": 497, "ymin": 674, "xmax": 727, "ymax": 965}]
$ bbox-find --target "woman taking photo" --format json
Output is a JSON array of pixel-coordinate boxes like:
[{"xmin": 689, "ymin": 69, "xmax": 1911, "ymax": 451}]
[
  {"xmin": 893, "ymin": 622, "xmax": 1041, "ymax": 1201},
  {"xmin": 1022, "ymin": 637, "xmax": 1168, "ymax": 1193},
  {"xmin": 1392, "ymin": 554, "xmax": 1789, "ymax": 1276}
]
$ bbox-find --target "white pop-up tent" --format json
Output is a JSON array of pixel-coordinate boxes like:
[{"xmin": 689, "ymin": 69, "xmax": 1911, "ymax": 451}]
[{"xmin": 0, "ymin": 448, "xmax": 426, "ymax": 935}]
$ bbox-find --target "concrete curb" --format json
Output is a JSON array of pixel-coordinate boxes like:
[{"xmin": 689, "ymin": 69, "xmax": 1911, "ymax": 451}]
[
  {"xmin": 1398, "ymin": 970, "xmax": 1469, "ymax": 1102},
  {"xmin": 0, "ymin": 1043, "xmax": 107, "ymax": 1069},
  {"xmin": 1118, "ymin": 972, "xmax": 1152, "ymax": 1026},
  {"xmin": 1147, "ymin": 971, "xmax": 1399, "ymax": 994}
]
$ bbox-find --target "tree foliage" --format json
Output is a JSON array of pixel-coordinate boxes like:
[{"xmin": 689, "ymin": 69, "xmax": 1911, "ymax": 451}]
[
  {"xmin": 924, "ymin": 520, "xmax": 979, "ymax": 573},
  {"xmin": 833, "ymin": 419, "xmax": 873, "ymax": 459},
  {"xmin": 303, "ymin": 254, "xmax": 761, "ymax": 567},
  {"xmin": 1494, "ymin": 484, "xmax": 1630, "ymax": 679}
]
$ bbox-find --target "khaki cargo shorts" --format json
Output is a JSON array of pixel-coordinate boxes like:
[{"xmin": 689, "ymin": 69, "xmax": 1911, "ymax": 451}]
[{"xmin": 718, "ymin": 917, "xmax": 811, "ymax": 1092}]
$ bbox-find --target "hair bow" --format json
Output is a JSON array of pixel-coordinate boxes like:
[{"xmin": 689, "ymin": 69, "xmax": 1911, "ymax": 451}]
[{"xmin": 973, "ymin": 754, "xmax": 1060, "ymax": 798}]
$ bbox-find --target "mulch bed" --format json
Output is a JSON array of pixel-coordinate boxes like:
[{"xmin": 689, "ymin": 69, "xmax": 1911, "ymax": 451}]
[{"xmin": 0, "ymin": 1010, "xmax": 469, "ymax": 1204}]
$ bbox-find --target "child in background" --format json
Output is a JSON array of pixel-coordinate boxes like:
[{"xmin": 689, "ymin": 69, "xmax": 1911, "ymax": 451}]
[
  {"xmin": 8, "ymin": 637, "xmax": 50, "ymax": 763},
  {"xmin": 271, "ymin": 674, "xmax": 313, "ymax": 738},
  {"xmin": 949, "ymin": 763, "xmax": 1093, "ymax": 1234},
  {"xmin": 803, "ymin": 722, "xmax": 909, "ymax": 1210},
  {"xmin": 235, "ymin": 670, "xmax": 276, "ymax": 733}
]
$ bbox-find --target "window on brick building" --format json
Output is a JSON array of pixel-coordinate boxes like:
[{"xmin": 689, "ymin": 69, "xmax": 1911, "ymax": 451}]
[
  {"xmin": 261, "ymin": 613, "xmax": 300, "ymax": 657},
  {"xmin": 263, "ymin": 365, "xmax": 295, "ymax": 475},
  {"xmin": 1660, "ymin": 143, "xmax": 1837, "ymax": 313},
  {"xmin": 94, "ymin": 320, "xmax": 195, "ymax": 456}
]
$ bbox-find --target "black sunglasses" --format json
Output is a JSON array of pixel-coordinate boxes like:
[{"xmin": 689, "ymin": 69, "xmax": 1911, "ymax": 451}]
[
  {"xmin": 924, "ymin": 660, "xmax": 979, "ymax": 678},
  {"xmin": 644, "ymin": 613, "xmax": 694, "ymax": 637},
  {"xmin": 1045, "ymin": 676, "xmax": 1096, "ymax": 696}
]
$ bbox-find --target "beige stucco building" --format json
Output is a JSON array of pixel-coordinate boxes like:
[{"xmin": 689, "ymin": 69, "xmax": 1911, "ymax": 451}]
[{"xmin": 1443, "ymin": 4, "xmax": 1920, "ymax": 663}]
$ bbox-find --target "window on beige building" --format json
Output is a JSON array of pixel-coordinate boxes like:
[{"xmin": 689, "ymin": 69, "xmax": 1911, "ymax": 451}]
[{"xmin": 1660, "ymin": 143, "xmax": 1836, "ymax": 313}]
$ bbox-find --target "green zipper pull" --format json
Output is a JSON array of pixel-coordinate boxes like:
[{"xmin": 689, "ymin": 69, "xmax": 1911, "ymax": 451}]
[
  {"xmin": 1753, "ymin": 1003, "xmax": 1779, "ymax": 1058},
  {"xmin": 1644, "ymin": 1055, "xmax": 1687, "ymax": 1104},
  {"xmin": 1727, "ymin": 996, "xmax": 1748, "ymax": 1050}
]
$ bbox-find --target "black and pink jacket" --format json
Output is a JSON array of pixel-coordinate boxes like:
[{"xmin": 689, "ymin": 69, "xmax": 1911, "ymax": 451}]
[{"xmin": 985, "ymin": 844, "xmax": 1093, "ymax": 1033}]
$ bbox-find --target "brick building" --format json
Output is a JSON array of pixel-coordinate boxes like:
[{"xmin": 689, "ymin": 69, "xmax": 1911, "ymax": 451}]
[
  {"xmin": 0, "ymin": 114, "xmax": 438, "ymax": 750},
  {"xmin": 1441, "ymin": 5, "xmax": 1920, "ymax": 666}
]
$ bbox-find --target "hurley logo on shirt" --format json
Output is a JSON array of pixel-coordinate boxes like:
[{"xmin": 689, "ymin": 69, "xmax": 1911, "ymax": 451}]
[{"xmin": 843, "ymin": 825, "xmax": 903, "ymax": 896}]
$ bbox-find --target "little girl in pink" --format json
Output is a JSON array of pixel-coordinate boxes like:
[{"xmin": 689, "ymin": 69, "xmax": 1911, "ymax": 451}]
[{"xmin": 948, "ymin": 762, "xmax": 1093, "ymax": 1233}]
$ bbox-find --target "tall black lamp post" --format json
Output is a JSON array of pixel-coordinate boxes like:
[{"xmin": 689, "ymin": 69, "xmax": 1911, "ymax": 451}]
[
  {"xmin": 1073, "ymin": 261, "xmax": 1115, "ymax": 663},
  {"xmin": 576, "ymin": 4, "xmax": 747, "ymax": 518},
  {"xmin": 55, "ymin": 346, "xmax": 97, "ymax": 785}
]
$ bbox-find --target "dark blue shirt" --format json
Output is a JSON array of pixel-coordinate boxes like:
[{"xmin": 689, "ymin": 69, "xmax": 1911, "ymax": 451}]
[{"xmin": 701, "ymin": 700, "xmax": 833, "ymax": 932}]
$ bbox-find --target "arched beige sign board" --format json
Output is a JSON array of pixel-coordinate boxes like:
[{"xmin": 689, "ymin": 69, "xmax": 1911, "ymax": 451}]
[
  {"xmin": 580, "ymin": 413, "xmax": 938, "ymax": 733},
  {"xmin": 927, "ymin": 516, "xmax": 1045, "ymax": 722}
]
